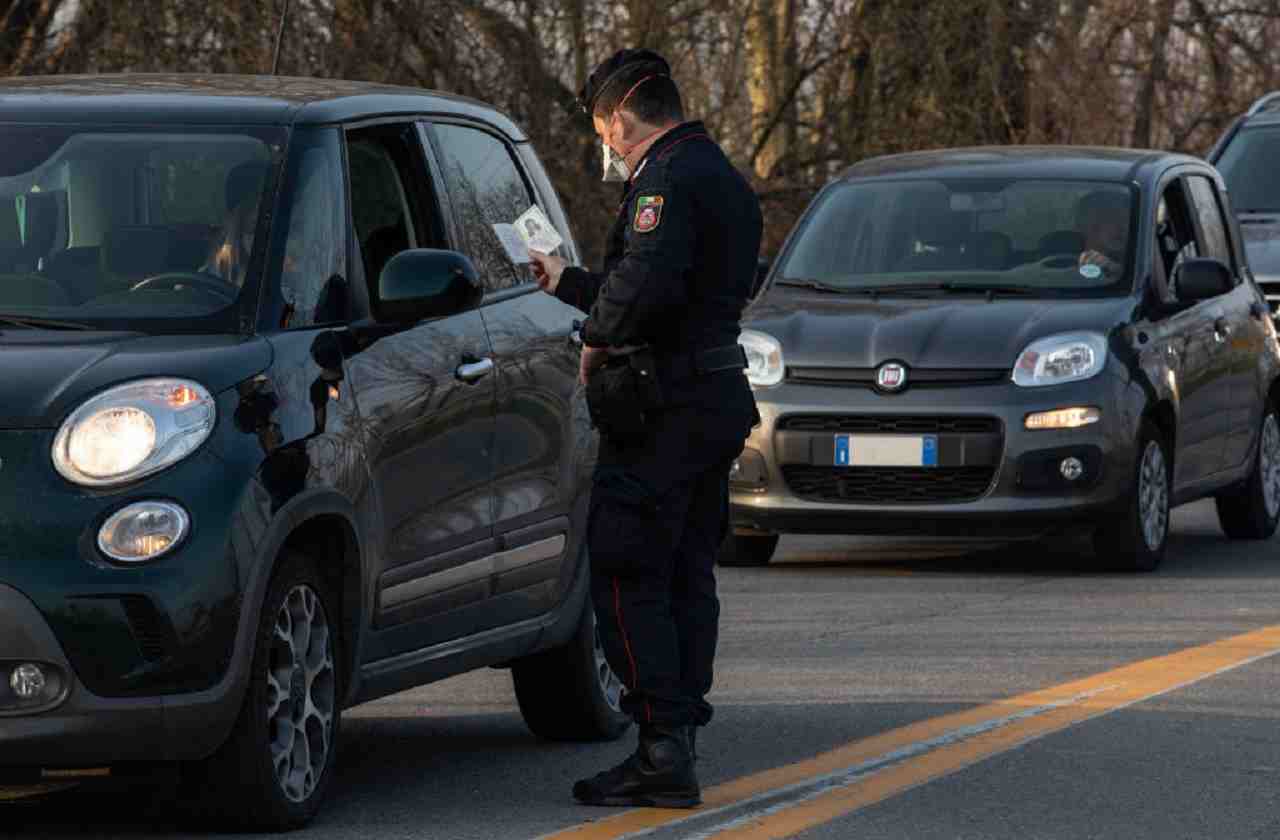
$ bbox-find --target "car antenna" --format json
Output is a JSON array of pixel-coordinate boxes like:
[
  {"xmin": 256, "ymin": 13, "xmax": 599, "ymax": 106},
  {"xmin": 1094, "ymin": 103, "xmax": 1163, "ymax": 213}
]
[{"xmin": 271, "ymin": 0, "xmax": 292, "ymax": 76}]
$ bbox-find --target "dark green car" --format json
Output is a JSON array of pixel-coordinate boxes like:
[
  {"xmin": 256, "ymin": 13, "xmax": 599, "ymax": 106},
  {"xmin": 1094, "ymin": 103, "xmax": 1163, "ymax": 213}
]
[{"xmin": 0, "ymin": 75, "xmax": 626, "ymax": 829}]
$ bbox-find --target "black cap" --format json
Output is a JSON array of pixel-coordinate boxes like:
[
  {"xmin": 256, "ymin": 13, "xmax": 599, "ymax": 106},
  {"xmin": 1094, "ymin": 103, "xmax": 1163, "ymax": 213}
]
[{"xmin": 578, "ymin": 48, "xmax": 671, "ymax": 115}]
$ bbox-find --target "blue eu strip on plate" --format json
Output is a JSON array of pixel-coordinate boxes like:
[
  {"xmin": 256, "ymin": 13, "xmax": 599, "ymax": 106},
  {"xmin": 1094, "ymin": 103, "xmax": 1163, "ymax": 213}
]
[
  {"xmin": 922, "ymin": 435, "xmax": 938, "ymax": 467},
  {"xmin": 835, "ymin": 435, "xmax": 851, "ymax": 466}
]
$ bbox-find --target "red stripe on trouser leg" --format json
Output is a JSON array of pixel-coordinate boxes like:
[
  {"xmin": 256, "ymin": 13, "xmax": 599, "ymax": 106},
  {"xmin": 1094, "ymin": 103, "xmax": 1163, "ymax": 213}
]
[{"xmin": 612, "ymin": 576, "xmax": 650, "ymax": 723}]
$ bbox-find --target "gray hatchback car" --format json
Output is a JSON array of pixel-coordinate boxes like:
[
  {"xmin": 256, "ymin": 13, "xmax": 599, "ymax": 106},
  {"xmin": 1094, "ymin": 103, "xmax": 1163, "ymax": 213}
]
[{"xmin": 726, "ymin": 147, "xmax": 1280, "ymax": 571}]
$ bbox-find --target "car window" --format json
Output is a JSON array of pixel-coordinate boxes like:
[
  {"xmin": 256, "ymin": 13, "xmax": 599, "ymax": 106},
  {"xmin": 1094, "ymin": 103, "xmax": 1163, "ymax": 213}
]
[
  {"xmin": 0, "ymin": 125, "xmax": 283, "ymax": 331},
  {"xmin": 1185, "ymin": 176, "xmax": 1234, "ymax": 271},
  {"xmin": 1216, "ymin": 126, "xmax": 1280, "ymax": 213},
  {"xmin": 270, "ymin": 128, "xmax": 348, "ymax": 329},
  {"xmin": 431, "ymin": 123, "xmax": 536, "ymax": 293},
  {"xmin": 1154, "ymin": 180, "xmax": 1201, "ymax": 302},
  {"xmin": 347, "ymin": 125, "xmax": 441, "ymax": 304},
  {"xmin": 776, "ymin": 178, "xmax": 1136, "ymax": 296}
]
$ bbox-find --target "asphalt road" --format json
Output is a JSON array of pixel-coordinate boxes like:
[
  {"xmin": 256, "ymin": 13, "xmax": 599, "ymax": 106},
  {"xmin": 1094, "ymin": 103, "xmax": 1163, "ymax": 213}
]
[{"xmin": 5, "ymin": 498, "xmax": 1280, "ymax": 839}]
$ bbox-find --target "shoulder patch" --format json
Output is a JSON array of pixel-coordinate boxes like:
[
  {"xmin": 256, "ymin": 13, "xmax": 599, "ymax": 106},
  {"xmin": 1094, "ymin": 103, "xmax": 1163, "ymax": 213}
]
[{"xmin": 633, "ymin": 195, "xmax": 664, "ymax": 233}]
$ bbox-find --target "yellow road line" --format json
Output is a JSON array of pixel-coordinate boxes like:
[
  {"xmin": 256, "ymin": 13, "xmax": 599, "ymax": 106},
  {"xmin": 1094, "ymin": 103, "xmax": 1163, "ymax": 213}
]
[{"xmin": 539, "ymin": 624, "xmax": 1280, "ymax": 840}]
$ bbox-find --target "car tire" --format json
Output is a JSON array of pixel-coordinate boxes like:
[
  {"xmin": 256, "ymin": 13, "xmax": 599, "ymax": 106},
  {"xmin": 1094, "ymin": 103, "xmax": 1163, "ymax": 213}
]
[
  {"xmin": 1216, "ymin": 403, "xmax": 1280, "ymax": 540},
  {"xmin": 717, "ymin": 533, "xmax": 780, "ymax": 567},
  {"xmin": 1093, "ymin": 421, "xmax": 1170, "ymax": 572},
  {"xmin": 180, "ymin": 552, "xmax": 342, "ymax": 831},
  {"xmin": 512, "ymin": 596, "xmax": 631, "ymax": 742}
]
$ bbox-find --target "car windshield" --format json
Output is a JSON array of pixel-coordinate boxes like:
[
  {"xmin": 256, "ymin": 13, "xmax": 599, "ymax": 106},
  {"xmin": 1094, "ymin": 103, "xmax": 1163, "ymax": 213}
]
[
  {"xmin": 1217, "ymin": 126, "xmax": 1280, "ymax": 214},
  {"xmin": 775, "ymin": 178, "xmax": 1136, "ymax": 296},
  {"xmin": 0, "ymin": 125, "xmax": 284, "ymax": 330}
]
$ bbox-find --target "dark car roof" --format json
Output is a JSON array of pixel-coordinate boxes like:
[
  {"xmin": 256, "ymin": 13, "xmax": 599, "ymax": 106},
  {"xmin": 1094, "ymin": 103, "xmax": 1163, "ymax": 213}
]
[
  {"xmin": 0, "ymin": 74, "xmax": 527, "ymax": 140},
  {"xmin": 838, "ymin": 146, "xmax": 1204, "ymax": 184}
]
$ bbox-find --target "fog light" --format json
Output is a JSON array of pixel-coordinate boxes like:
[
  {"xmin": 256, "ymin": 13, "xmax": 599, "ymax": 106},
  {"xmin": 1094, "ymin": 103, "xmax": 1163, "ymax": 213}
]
[
  {"xmin": 1025, "ymin": 406, "xmax": 1101, "ymax": 430},
  {"xmin": 1060, "ymin": 457, "xmax": 1085, "ymax": 481},
  {"xmin": 10, "ymin": 664, "xmax": 46, "ymax": 700},
  {"xmin": 98, "ymin": 501, "xmax": 190, "ymax": 563},
  {"xmin": 730, "ymin": 448, "xmax": 769, "ymax": 491}
]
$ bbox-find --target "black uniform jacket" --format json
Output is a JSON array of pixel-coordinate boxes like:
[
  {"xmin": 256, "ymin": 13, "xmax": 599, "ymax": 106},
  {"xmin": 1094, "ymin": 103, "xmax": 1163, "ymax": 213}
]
[{"xmin": 555, "ymin": 121, "xmax": 763, "ymax": 358}]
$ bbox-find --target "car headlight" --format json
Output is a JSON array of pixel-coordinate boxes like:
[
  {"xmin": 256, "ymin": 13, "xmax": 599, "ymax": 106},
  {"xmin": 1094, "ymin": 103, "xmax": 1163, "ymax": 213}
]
[
  {"xmin": 739, "ymin": 329, "xmax": 784, "ymax": 387},
  {"xmin": 1012, "ymin": 332, "xmax": 1108, "ymax": 388},
  {"xmin": 52, "ymin": 379, "xmax": 216, "ymax": 487}
]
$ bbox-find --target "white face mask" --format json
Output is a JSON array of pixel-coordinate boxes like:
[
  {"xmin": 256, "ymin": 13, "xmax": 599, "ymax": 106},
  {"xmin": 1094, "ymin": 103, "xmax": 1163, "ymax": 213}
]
[{"xmin": 602, "ymin": 139, "xmax": 630, "ymax": 182}]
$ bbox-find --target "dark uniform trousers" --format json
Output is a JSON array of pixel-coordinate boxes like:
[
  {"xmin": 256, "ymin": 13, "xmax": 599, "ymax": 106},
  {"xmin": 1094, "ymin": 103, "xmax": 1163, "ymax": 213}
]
[
  {"xmin": 589, "ymin": 375, "xmax": 756, "ymax": 727},
  {"xmin": 554, "ymin": 120, "xmax": 763, "ymax": 730}
]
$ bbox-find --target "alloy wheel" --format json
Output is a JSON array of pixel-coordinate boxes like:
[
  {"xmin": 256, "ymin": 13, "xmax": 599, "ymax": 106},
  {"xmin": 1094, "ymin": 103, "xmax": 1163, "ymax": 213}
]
[
  {"xmin": 593, "ymin": 620, "xmax": 624, "ymax": 713},
  {"xmin": 266, "ymin": 584, "xmax": 336, "ymax": 804},
  {"xmin": 1139, "ymin": 440, "xmax": 1170, "ymax": 552},
  {"xmin": 1261, "ymin": 413, "xmax": 1280, "ymax": 520}
]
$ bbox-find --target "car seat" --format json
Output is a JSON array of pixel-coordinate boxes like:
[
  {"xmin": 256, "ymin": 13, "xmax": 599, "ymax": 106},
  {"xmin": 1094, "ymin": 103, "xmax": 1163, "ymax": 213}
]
[
  {"xmin": 43, "ymin": 247, "xmax": 102, "ymax": 303},
  {"xmin": 98, "ymin": 227, "xmax": 182, "ymax": 292}
]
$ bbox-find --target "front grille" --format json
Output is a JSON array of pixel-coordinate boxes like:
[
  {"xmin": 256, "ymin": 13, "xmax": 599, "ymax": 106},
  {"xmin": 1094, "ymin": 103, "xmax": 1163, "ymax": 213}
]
[
  {"xmin": 786, "ymin": 367, "xmax": 1008, "ymax": 388},
  {"xmin": 778, "ymin": 415, "xmax": 1001, "ymax": 435},
  {"xmin": 782, "ymin": 465, "xmax": 996, "ymax": 504}
]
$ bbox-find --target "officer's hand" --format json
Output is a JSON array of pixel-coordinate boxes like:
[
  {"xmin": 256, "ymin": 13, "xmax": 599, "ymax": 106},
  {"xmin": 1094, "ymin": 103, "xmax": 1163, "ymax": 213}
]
[
  {"xmin": 530, "ymin": 251, "xmax": 566, "ymax": 295},
  {"xmin": 579, "ymin": 345, "xmax": 609, "ymax": 385}
]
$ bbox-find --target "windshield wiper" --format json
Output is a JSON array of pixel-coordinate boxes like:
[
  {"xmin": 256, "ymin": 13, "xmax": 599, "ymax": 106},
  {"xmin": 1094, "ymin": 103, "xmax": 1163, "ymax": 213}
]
[
  {"xmin": 846, "ymin": 282, "xmax": 1039, "ymax": 297},
  {"xmin": 0, "ymin": 314, "xmax": 95, "ymax": 331},
  {"xmin": 776, "ymin": 278, "xmax": 849, "ymax": 294}
]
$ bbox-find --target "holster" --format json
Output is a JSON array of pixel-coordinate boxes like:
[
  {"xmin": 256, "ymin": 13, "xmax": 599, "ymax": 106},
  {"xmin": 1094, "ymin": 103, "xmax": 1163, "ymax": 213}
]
[{"xmin": 585, "ymin": 347, "xmax": 665, "ymax": 447}]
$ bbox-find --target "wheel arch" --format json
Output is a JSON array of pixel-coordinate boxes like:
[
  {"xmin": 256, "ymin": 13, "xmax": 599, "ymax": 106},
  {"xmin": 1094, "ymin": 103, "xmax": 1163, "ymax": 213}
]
[{"xmin": 277, "ymin": 511, "xmax": 363, "ymax": 708}]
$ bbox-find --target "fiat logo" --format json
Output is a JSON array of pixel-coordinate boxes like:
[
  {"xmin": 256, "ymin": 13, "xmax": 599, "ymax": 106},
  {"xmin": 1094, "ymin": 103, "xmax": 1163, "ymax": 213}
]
[{"xmin": 876, "ymin": 362, "xmax": 907, "ymax": 391}]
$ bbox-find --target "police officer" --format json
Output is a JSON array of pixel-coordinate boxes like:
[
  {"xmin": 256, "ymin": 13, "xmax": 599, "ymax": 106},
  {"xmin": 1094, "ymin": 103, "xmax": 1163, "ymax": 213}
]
[{"xmin": 529, "ymin": 48, "xmax": 762, "ymax": 808}]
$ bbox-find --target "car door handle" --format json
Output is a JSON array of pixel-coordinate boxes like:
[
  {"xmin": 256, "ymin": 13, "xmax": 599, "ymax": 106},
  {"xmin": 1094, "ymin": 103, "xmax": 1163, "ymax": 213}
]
[
  {"xmin": 1213, "ymin": 318, "xmax": 1231, "ymax": 341},
  {"xmin": 455, "ymin": 357, "xmax": 494, "ymax": 383}
]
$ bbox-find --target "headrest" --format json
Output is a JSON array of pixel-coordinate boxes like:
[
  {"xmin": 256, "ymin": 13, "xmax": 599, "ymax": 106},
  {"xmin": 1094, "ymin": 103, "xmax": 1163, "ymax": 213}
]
[
  {"xmin": 1039, "ymin": 230, "xmax": 1085, "ymax": 255},
  {"xmin": 226, "ymin": 161, "xmax": 268, "ymax": 212},
  {"xmin": 100, "ymin": 227, "xmax": 177, "ymax": 279}
]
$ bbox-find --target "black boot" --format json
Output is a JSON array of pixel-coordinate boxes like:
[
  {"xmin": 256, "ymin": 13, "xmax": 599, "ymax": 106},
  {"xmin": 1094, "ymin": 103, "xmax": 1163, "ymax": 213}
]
[{"xmin": 572, "ymin": 724, "xmax": 701, "ymax": 808}]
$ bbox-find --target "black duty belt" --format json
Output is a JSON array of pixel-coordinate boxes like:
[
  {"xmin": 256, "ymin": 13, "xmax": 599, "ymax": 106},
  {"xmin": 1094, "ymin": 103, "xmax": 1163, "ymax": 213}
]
[{"xmin": 657, "ymin": 344, "xmax": 748, "ymax": 383}]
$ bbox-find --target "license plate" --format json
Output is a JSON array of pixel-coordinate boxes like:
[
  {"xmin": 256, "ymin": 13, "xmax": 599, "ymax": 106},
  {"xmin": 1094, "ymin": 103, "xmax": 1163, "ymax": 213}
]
[{"xmin": 834, "ymin": 434, "xmax": 937, "ymax": 467}]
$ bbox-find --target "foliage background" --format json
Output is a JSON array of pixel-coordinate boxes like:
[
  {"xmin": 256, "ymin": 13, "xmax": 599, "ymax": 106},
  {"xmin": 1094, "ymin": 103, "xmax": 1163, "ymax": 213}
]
[{"xmin": 4, "ymin": 0, "xmax": 1277, "ymax": 264}]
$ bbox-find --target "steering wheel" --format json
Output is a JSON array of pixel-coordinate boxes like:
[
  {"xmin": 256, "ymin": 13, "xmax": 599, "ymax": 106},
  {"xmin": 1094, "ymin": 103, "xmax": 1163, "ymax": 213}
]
[
  {"xmin": 1037, "ymin": 253, "xmax": 1080, "ymax": 270},
  {"xmin": 130, "ymin": 272, "xmax": 237, "ymax": 301}
]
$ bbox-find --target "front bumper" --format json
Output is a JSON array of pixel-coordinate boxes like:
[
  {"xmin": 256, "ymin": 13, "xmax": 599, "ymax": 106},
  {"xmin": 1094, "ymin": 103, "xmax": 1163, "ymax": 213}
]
[
  {"xmin": 731, "ymin": 370, "xmax": 1139, "ymax": 539},
  {"xmin": 0, "ymin": 583, "xmax": 238, "ymax": 768}
]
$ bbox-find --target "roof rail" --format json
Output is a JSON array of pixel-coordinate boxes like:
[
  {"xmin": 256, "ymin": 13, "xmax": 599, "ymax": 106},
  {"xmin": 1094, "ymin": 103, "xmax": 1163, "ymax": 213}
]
[{"xmin": 1246, "ymin": 91, "xmax": 1280, "ymax": 116}]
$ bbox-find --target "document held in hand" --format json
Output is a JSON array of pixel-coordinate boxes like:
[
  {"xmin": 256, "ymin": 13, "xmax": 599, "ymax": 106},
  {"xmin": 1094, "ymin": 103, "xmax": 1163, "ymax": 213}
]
[{"xmin": 492, "ymin": 205, "xmax": 563, "ymax": 265}]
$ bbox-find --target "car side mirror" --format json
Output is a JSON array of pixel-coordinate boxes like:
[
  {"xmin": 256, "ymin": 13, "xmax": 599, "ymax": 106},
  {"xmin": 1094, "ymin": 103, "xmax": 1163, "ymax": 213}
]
[
  {"xmin": 376, "ymin": 249, "xmax": 483, "ymax": 323},
  {"xmin": 753, "ymin": 256, "xmax": 772, "ymax": 298},
  {"xmin": 1173, "ymin": 257, "xmax": 1233, "ymax": 303}
]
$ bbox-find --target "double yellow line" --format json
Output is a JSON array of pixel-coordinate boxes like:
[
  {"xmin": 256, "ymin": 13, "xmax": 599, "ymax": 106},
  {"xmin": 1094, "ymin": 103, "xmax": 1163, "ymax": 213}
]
[{"xmin": 541, "ymin": 624, "xmax": 1280, "ymax": 840}]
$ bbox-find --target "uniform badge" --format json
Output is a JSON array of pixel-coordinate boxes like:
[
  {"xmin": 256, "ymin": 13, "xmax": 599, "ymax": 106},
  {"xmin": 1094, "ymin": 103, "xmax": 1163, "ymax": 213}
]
[{"xmin": 634, "ymin": 195, "xmax": 664, "ymax": 233}]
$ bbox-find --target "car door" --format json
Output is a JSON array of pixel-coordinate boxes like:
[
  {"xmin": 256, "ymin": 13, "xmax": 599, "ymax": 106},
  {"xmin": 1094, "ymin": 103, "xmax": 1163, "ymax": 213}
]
[
  {"xmin": 1185, "ymin": 173, "xmax": 1266, "ymax": 473},
  {"xmin": 337, "ymin": 121, "xmax": 499, "ymax": 659},
  {"xmin": 1154, "ymin": 176, "xmax": 1230, "ymax": 489},
  {"xmin": 424, "ymin": 120, "xmax": 580, "ymax": 627}
]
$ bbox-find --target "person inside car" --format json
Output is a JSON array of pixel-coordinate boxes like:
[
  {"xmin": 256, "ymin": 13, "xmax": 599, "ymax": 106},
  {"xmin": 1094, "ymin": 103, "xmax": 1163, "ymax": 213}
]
[
  {"xmin": 205, "ymin": 161, "xmax": 267, "ymax": 287},
  {"xmin": 1076, "ymin": 189, "xmax": 1130, "ymax": 278}
]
